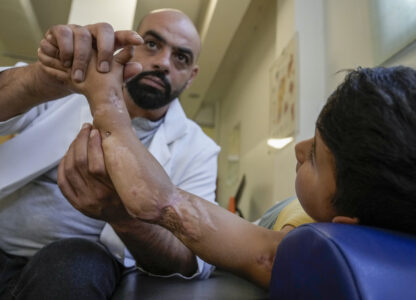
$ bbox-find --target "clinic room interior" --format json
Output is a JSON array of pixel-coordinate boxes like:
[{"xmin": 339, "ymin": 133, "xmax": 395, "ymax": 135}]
[
  {"xmin": 1, "ymin": 0, "xmax": 416, "ymax": 298},
  {"xmin": 1, "ymin": 0, "xmax": 416, "ymax": 222}
]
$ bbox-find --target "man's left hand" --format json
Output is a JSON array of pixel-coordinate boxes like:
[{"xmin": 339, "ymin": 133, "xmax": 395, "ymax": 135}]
[{"xmin": 58, "ymin": 123, "xmax": 132, "ymax": 224}]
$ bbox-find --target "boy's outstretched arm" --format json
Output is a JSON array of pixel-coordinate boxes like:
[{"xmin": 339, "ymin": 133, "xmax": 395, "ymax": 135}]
[{"xmin": 67, "ymin": 50, "xmax": 287, "ymax": 288}]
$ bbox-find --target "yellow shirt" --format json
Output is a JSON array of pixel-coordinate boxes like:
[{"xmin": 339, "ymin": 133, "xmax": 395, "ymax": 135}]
[{"xmin": 273, "ymin": 198, "xmax": 315, "ymax": 231}]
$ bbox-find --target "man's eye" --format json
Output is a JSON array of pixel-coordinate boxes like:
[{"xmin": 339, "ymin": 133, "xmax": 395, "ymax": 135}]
[
  {"xmin": 145, "ymin": 40, "xmax": 157, "ymax": 50},
  {"xmin": 175, "ymin": 53, "xmax": 189, "ymax": 64}
]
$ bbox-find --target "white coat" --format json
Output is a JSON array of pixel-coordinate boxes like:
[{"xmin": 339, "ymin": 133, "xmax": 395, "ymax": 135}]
[{"xmin": 0, "ymin": 90, "xmax": 220, "ymax": 278}]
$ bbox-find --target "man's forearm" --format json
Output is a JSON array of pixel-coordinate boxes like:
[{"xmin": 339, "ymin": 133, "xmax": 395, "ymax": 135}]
[
  {"xmin": 111, "ymin": 219, "xmax": 197, "ymax": 276},
  {"xmin": 0, "ymin": 62, "xmax": 69, "ymax": 121}
]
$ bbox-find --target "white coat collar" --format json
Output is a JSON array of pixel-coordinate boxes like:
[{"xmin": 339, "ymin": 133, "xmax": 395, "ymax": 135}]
[{"xmin": 148, "ymin": 99, "xmax": 188, "ymax": 169}]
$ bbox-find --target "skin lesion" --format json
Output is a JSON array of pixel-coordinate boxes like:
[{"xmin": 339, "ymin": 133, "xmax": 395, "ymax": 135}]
[
  {"xmin": 161, "ymin": 190, "xmax": 218, "ymax": 243},
  {"xmin": 254, "ymin": 253, "xmax": 275, "ymax": 274}
]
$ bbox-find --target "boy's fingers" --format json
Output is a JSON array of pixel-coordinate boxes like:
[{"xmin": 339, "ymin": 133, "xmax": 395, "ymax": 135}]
[{"xmin": 114, "ymin": 46, "xmax": 134, "ymax": 65}]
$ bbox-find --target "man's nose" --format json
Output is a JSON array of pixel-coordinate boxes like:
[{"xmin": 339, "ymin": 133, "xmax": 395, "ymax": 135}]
[{"xmin": 152, "ymin": 49, "xmax": 171, "ymax": 73}]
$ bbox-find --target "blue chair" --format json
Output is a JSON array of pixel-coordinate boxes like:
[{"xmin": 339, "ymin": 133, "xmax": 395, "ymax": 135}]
[{"xmin": 270, "ymin": 223, "xmax": 416, "ymax": 300}]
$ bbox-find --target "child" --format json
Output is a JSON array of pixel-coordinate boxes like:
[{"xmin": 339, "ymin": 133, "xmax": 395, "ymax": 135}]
[{"xmin": 57, "ymin": 51, "xmax": 416, "ymax": 289}]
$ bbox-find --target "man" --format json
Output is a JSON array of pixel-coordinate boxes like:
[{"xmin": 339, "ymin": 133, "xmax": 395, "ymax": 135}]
[{"xmin": 0, "ymin": 9, "xmax": 219, "ymax": 299}]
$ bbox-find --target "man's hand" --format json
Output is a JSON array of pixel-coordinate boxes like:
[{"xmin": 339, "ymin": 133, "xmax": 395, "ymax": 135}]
[
  {"xmin": 37, "ymin": 23, "xmax": 143, "ymax": 84},
  {"xmin": 58, "ymin": 123, "xmax": 133, "ymax": 224},
  {"xmin": 58, "ymin": 123, "xmax": 198, "ymax": 276}
]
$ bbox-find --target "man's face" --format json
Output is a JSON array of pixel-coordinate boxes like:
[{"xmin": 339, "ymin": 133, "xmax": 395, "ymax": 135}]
[
  {"xmin": 126, "ymin": 11, "xmax": 200, "ymax": 111},
  {"xmin": 294, "ymin": 130, "xmax": 337, "ymax": 222}
]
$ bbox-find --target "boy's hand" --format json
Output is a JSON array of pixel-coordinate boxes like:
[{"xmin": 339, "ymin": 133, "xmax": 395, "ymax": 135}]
[{"xmin": 71, "ymin": 46, "xmax": 141, "ymax": 102}]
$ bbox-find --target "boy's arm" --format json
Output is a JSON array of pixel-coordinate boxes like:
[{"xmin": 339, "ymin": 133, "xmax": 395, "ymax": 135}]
[
  {"xmin": 58, "ymin": 51, "xmax": 199, "ymax": 276},
  {"xmin": 66, "ymin": 52, "xmax": 286, "ymax": 288},
  {"xmin": 58, "ymin": 127, "xmax": 198, "ymax": 276}
]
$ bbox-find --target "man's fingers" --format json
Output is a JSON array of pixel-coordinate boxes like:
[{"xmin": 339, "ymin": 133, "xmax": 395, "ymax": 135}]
[
  {"xmin": 57, "ymin": 157, "xmax": 78, "ymax": 202},
  {"xmin": 39, "ymin": 38, "xmax": 59, "ymax": 59},
  {"xmin": 114, "ymin": 30, "xmax": 143, "ymax": 50},
  {"xmin": 70, "ymin": 25, "xmax": 93, "ymax": 82},
  {"xmin": 63, "ymin": 126, "xmax": 92, "ymax": 189},
  {"xmin": 47, "ymin": 25, "xmax": 74, "ymax": 67},
  {"xmin": 88, "ymin": 129, "xmax": 108, "ymax": 179},
  {"xmin": 73, "ymin": 123, "xmax": 92, "ymax": 175},
  {"xmin": 38, "ymin": 49, "xmax": 67, "ymax": 71},
  {"xmin": 86, "ymin": 23, "xmax": 115, "ymax": 73},
  {"xmin": 38, "ymin": 63, "xmax": 70, "ymax": 83}
]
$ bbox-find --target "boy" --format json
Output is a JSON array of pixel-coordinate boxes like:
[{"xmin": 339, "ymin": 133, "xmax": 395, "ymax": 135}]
[{"xmin": 60, "ymin": 47, "xmax": 416, "ymax": 289}]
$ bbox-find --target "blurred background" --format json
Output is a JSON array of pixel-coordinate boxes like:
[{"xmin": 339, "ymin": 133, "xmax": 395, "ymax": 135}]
[{"xmin": 1, "ymin": 0, "xmax": 416, "ymax": 220}]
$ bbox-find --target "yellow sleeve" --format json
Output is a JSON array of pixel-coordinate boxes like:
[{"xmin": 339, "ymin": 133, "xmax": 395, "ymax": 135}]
[{"xmin": 272, "ymin": 198, "xmax": 315, "ymax": 231}]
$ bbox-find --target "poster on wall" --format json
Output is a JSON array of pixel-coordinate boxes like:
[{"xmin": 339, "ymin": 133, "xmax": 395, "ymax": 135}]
[{"xmin": 269, "ymin": 34, "xmax": 298, "ymax": 139}]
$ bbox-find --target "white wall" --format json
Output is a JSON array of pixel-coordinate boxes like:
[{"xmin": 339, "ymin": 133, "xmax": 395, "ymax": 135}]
[
  {"xmin": 216, "ymin": 0, "xmax": 416, "ymax": 221},
  {"xmin": 324, "ymin": 0, "xmax": 374, "ymax": 94},
  {"xmin": 217, "ymin": 0, "xmax": 297, "ymax": 221},
  {"xmin": 294, "ymin": 0, "xmax": 326, "ymax": 142}
]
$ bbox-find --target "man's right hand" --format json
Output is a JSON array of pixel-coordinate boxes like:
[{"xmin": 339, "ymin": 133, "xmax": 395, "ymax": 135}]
[{"xmin": 37, "ymin": 23, "xmax": 143, "ymax": 86}]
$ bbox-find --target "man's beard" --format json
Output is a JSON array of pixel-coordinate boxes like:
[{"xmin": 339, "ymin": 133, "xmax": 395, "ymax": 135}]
[{"xmin": 126, "ymin": 70, "xmax": 185, "ymax": 110}]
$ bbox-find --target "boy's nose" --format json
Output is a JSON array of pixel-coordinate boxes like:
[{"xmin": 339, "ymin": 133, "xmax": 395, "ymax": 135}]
[{"xmin": 295, "ymin": 138, "xmax": 313, "ymax": 166}]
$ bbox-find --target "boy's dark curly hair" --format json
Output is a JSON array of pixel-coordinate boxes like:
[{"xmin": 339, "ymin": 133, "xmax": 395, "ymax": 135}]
[{"xmin": 317, "ymin": 66, "xmax": 416, "ymax": 234}]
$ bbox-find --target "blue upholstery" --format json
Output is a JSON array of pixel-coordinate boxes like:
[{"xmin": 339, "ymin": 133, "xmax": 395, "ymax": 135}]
[{"xmin": 270, "ymin": 223, "xmax": 416, "ymax": 300}]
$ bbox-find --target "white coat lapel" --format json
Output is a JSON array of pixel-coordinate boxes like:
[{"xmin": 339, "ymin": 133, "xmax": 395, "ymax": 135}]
[
  {"xmin": 0, "ymin": 96, "xmax": 92, "ymax": 198},
  {"xmin": 147, "ymin": 99, "xmax": 187, "ymax": 173}
]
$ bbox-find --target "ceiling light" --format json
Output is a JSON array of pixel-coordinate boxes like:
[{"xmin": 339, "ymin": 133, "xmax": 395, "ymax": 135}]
[{"xmin": 267, "ymin": 137, "xmax": 294, "ymax": 149}]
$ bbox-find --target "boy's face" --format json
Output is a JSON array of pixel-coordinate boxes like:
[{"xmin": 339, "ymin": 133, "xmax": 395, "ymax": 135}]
[{"xmin": 295, "ymin": 130, "xmax": 337, "ymax": 222}]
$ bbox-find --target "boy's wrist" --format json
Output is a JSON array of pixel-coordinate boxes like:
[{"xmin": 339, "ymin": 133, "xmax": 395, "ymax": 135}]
[{"xmin": 87, "ymin": 85, "xmax": 124, "ymax": 106}]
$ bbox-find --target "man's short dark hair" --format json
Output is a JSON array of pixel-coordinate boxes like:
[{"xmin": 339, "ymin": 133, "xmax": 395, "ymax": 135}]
[{"xmin": 316, "ymin": 66, "xmax": 416, "ymax": 234}]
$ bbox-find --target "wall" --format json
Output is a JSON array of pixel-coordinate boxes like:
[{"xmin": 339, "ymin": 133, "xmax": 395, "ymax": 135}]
[
  {"xmin": 324, "ymin": 0, "xmax": 374, "ymax": 94},
  {"xmin": 216, "ymin": 0, "xmax": 297, "ymax": 221},
  {"xmin": 216, "ymin": 0, "xmax": 416, "ymax": 221},
  {"xmin": 294, "ymin": 0, "xmax": 326, "ymax": 142}
]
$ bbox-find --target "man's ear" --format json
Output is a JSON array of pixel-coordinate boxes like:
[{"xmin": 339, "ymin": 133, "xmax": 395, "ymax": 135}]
[
  {"xmin": 332, "ymin": 216, "xmax": 359, "ymax": 225},
  {"xmin": 185, "ymin": 65, "xmax": 199, "ymax": 89}
]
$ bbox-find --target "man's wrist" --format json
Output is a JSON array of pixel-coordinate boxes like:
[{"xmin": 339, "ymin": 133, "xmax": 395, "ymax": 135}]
[{"xmin": 26, "ymin": 62, "xmax": 72, "ymax": 104}]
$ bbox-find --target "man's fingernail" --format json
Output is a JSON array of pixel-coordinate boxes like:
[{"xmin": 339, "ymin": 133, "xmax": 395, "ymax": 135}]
[
  {"xmin": 82, "ymin": 123, "xmax": 90, "ymax": 129},
  {"xmin": 99, "ymin": 61, "xmax": 110, "ymax": 72},
  {"xmin": 64, "ymin": 60, "xmax": 71, "ymax": 67},
  {"xmin": 90, "ymin": 129, "xmax": 98, "ymax": 138},
  {"xmin": 133, "ymin": 33, "xmax": 143, "ymax": 42},
  {"xmin": 73, "ymin": 69, "xmax": 84, "ymax": 82},
  {"xmin": 46, "ymin": 34, "xmax": 53, "ymax": 41}
]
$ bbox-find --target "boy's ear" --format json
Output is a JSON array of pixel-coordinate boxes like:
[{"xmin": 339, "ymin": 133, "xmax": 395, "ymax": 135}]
[{"xmin": 332, "ymin": 216, "xmax": 359, "ymax": 225}]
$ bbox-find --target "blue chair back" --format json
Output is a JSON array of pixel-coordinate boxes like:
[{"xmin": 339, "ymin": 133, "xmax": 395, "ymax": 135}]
[{"xmin": 270, "ymin": 223, "xmax": 416, "ymax": 300}]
